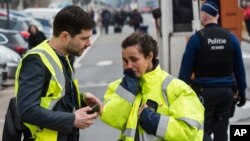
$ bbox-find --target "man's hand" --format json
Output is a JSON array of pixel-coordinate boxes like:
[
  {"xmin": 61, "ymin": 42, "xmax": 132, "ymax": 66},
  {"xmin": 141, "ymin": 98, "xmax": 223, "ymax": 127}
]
[
  {"xmin": 74, "ymin": 106, "xmax": 98, "ymax": 129},
  {"xmin": 120, "ymin": 69, "xmax": 140, "ymax": 95},
  {"xmin": 83, "ymin": 92, "xmax": 103, "ymax": 114}
]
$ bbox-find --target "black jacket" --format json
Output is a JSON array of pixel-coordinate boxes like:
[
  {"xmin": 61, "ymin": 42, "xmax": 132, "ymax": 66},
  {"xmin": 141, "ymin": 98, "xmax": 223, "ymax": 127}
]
[{"xmin": 28, "ymin": 31, "xmax": 46, "ymax": 49}]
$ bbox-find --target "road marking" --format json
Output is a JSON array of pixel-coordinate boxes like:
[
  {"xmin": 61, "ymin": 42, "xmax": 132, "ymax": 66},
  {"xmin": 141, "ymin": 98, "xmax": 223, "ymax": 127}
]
[
  {"xmin": 74, "ymin": 31, "xmax": 100, "ymax": 68},
  {"xmin": 96, "ymin": 60, "xmax": 113, "ymax": 66}
]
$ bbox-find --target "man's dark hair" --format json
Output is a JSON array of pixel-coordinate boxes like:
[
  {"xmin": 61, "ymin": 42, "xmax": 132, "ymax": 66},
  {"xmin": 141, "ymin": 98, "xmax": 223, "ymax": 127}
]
[
  {"xmin": 122, "ymin": 32, "xmax": 158, "ymax": 60},
  {"xmin": 53, "ymin": 5, "xmax": 95, "ymax": 37}
]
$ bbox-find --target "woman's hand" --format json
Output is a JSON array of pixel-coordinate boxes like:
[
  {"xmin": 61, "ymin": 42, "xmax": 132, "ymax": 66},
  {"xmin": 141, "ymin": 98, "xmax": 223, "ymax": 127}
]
[
  {"xmin": 83, "ymin": 92, "xmax": 103, "ymax": 114},
  {"xmin": 138, "ymin": 104, "xmax": 148, "ymax": 117}
]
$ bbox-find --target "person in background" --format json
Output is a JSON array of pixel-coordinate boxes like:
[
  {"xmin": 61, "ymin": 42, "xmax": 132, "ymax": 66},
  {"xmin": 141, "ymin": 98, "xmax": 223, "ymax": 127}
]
[
  {"xmin": 179, "ymin": 1, "xmax": 247, "ymax": 141},
  {"xmin": 88, "ymin": 9, "xmax": 97, "ymax": 35},
  {"xmin": 28, "ymin": 24, "xmax": 46, "ymax": 49},
  {"xmin": 101, "ymin": 32, "xmax": 204, "ymax": 141},
  {"xmin": 101, "ymin": 9, "xmax": 112, "ymax": 34},
  {"xmin": 15, "ymin": 5, "xmax": 102, "ymax": 141},
  {"xmin": 129, "ymin": 9, "xmax": 143, "ymax": 32},
  {"xmin": 113, "ymin": 9, "xmax": 125, "ymax": 32}
]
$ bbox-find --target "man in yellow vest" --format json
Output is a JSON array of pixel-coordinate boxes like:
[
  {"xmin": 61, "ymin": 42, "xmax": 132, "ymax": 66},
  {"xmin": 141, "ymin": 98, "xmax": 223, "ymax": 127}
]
[
  {"xmin": 101, "ymin": 33, "xmax": 204, "ymax": 141},
  {"xmin": 15, "ymin": 5, "xmax": 102, "ymax": 141}
]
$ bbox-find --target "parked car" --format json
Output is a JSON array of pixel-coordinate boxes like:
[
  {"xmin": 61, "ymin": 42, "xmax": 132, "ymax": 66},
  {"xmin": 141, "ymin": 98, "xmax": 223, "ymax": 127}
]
[
  {"xmin": 24, "ymin": 8, "xmax": 61, "ymax": 25},
  {"xmin": 34, "ymin": 18, "xmax": 52, "ymax": 38},
  {"xmin": 49, "ymin": 2, "xmax": 71, "ymax": 8},
  {"xmin": 0, "ymin": 16, "xmax": 30, "ymax": 40},
  {"xmin": 0, "ymin": 29, "xmax": 29, "ymax": 56},
  {"xmin": 0, "ymin": 45, "xmax": 21, "ymax": 79},
  {"xmin": 0, "ymin": 9, "xmax": 51, "ymax": 38}
]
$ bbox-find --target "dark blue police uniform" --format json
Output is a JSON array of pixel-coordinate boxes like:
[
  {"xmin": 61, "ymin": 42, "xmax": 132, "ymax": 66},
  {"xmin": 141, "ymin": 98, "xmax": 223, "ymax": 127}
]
[{"xmin": 179, "ymin": 23, "xmax": 247, "ymax": 141}]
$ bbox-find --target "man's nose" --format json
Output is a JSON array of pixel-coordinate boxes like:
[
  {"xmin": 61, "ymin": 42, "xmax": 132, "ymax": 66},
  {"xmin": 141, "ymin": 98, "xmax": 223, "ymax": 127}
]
[{"xmin": 87, "ymin": 39, "xmax": 92, "ymax": 46}]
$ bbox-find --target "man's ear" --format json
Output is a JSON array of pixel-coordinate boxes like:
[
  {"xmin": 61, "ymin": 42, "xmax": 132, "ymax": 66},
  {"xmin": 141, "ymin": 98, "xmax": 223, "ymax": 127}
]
[{"xmin": 60, "ymin": 31, "xmax": 70, "ymax": 42}]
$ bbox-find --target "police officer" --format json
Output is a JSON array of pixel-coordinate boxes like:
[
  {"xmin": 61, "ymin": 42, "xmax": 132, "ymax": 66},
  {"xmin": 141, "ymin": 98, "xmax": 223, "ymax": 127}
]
[{"xmin": 179, "ymin": 1, "xmax": 247, "ymax": 141}]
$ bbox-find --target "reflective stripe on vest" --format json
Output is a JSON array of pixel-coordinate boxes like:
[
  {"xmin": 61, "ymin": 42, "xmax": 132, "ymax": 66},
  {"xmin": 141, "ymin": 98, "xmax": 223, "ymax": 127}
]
[
  {"xmin": 116, "ymin": 85, "xmax": 136, "ymax": 103},
  {"xmin": 120, "ymin": 75, "xmax": 174, "ymax": 140},
  {"xmin": 159, "ymin": 75, "xmax": 203, "ymax": 138},
  {"xmin": 29, "ymin": 49, "xmax": 66, "ymax": 110},
  {"xmin": 156, "ymin": 115, "xmax": 169, "ymax": 138},
  {"xmin": 161, "ymin": 75, "xmax": 175, "ymax": 106},
  {"xmin": 139, "ymin": 133, "xmax": 160, "ymax": 141},
  {"xmin": 161, "ymin": 75, "xmax": 203, "ymax": 135},
  {"xmin": 122, "ymin": 128, "xmax": 136, "ymax": 137},
  {"xmin": 177, "ymin": 117, "xmax": 203, "ymax": 130}
]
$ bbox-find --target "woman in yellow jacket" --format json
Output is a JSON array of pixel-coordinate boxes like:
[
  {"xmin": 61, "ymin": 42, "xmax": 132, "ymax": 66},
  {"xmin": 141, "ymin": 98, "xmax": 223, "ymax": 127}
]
[{"xmin": 101, "ymin": 33, "xmax": 204, "ymax": 141}]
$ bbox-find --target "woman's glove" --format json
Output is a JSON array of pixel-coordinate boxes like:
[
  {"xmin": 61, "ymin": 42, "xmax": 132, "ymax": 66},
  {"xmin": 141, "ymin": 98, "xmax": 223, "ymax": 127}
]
[
  {"xmin": 139, "ymin": 108, "xmax": 160, "ymax": 135},
  {"xmin": 120, "ymin": 69, "xmax": 140, "ymax": 95}
]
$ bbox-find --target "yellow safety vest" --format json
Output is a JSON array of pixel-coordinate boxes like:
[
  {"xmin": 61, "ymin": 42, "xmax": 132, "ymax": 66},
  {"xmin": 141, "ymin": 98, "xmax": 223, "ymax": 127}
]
[
  {"xmin": 15, "ymin": 40, "xmax": 81, "ymax": 141},
  {"xmin": 101, "ymin": 65, "xmax": 204, "ymax": 141}
]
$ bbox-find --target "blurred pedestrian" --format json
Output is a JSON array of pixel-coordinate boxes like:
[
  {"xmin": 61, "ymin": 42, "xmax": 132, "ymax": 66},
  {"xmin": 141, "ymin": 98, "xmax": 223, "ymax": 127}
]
[
  {"xmin": 28, "ymin": 24, "xmax": 46, "ymax": 49},
  {"xmin": 15, "ymin": 5, "xmax": 102, "ymax": 141},
  {"xmin": 88, "ymin": 9, "xmax": 97, "ymax": 34},
  {"xmin": 101, "ymin": 9, "xmax": 112, "ymax": 34},
  {"xmin": 101, "ymin": 32, "xmax": 204, "ymax": 141},
  {"xmin": 179, "ymin": 1, "xmax": 247, "ymax": 141},
  {"xmin": 129, "ymin": 9, "xmax": 143, "ymax": 32},
  {"xmin": 113, "ymin": 9, "xmax": 125, "ymax": 32}
]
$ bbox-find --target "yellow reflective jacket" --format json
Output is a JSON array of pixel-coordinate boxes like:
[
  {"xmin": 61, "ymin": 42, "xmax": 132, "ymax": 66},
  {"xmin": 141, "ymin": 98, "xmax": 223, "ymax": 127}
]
[
  {"xmin": 101, "ymin": 65, "xmax": 204, "ymax": 141},
  {"xmin": 15, "ymin": 40, "xmax": 81, "ymax": 141}
]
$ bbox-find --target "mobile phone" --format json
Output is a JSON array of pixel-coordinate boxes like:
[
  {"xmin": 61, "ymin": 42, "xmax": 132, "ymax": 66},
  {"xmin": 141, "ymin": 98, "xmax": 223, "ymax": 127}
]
[
  {"xmin": 146, "ymin": 99, "xmax": 158, "ymax": 112},
  {"xmin": 87, "ymin": 104, "xmax": 100, "ymax": 114}
]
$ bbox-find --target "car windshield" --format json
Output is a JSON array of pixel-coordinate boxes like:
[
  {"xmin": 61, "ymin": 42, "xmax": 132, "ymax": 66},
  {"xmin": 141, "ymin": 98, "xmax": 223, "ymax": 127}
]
[
  {"xmin": 35, "ymin": 18, "xmax": 52, "ymax": 28},
  {"xmin": 0, "ymin": 18, "xmax": 28, "ymax": 31}
]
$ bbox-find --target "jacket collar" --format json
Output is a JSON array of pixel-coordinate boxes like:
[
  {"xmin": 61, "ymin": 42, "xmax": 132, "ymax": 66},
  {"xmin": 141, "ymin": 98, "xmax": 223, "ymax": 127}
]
[
  {"xmin": 140, "ymin": 65, "xmax": 163, "ymax": 89},
  {"xmin": 205, "ymin": 23, "xmax": 219, "ymax": 28}
]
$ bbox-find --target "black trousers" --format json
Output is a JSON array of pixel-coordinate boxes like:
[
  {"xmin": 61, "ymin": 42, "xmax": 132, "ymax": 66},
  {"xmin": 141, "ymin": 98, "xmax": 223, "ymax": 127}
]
[{"xmin": 194, "ymin": 86, "xmax": 233, "ymax": 141}]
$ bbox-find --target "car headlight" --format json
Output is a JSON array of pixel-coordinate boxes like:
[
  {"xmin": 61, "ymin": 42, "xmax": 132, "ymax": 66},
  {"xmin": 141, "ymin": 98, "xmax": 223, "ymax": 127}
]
[{"xmin": 5, "ymin": 55, "xmax": 20, "ymax": 63}]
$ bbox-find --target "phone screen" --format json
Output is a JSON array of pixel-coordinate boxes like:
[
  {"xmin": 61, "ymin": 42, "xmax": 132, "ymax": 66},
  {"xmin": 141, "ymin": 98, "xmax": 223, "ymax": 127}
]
[
  {"xmin": 87, "ymin": 104, "xmax": 100, "ymax": 114},
  {"xmin": 146, "ymin": 99, "xmax": 158, "ymax": 112}
]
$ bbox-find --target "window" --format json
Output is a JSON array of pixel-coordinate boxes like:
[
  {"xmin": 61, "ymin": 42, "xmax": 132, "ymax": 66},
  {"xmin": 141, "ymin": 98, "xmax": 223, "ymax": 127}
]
[
  {"xmin": 173, "ymin": 0, "xmax": 193, "ymax": 32},
  {"xmin": 0, "ymin": 34, "xmax": 8, "ymax": 44}
]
